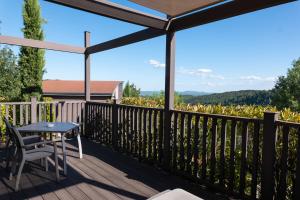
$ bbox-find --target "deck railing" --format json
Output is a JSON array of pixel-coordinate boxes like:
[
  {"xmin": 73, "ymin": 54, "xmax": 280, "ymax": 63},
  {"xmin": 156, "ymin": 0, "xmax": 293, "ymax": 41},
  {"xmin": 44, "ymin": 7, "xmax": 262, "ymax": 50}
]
[
  {"xmin": 0, "ymin": 98, "xmax": 85, "ymax": 137},
  {"xmin": 85, "ymin": 101, "xmax": 300, "ymax": 200}
]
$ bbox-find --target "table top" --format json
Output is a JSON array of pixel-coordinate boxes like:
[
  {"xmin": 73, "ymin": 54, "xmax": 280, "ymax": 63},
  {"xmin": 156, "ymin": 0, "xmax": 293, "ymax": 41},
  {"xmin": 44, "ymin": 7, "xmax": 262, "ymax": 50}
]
[{"xmin": 17, "ymin": 122, "xmax": 79, "ymax": 133}]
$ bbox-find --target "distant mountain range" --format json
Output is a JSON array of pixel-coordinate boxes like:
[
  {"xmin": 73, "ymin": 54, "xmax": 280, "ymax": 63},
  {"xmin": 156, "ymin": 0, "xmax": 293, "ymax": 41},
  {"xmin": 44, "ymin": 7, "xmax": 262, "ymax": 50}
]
[
  {"xmin": 141, "ymin": 90, "xmax": 272, "ymax": 106},
  {"xmin": 141, "ymin": 91, "xmax": 210, "ymax": 96},
  {"xmin": 182, "ymin": 90, "xmax": 272, "ymax": 106}
]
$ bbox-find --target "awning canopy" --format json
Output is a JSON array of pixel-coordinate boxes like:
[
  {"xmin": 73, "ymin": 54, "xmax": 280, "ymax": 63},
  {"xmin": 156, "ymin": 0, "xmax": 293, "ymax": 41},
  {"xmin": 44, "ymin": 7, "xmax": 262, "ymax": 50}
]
[{"xmin": 129, "ymin": 0, "xmax": 225, "ymax": 17}]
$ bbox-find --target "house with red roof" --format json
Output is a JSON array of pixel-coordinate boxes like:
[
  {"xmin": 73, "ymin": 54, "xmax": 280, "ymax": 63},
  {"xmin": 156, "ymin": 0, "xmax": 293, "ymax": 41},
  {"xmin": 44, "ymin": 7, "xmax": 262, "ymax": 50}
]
[{"xmin": 42, "ymin": 80, "xmax": 123, "ymax": 101}]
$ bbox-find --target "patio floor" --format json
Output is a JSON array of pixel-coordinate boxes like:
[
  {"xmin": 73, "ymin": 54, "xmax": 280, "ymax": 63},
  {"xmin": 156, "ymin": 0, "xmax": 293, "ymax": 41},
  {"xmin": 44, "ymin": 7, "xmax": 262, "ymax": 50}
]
[{"xmin": 0, "ymin": 138, "xmax": 227, "ymax": 200}]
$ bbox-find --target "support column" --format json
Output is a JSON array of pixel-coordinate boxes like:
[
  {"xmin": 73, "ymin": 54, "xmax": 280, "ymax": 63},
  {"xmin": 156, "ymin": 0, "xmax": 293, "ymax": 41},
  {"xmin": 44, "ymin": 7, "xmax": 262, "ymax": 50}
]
[
  {"xmin": 84, "ymin": 31, "xmax": 91, "ymax": 101},
  {"xmin": 163, "ymin": 30, "xmax": 176, "ymax": 168}
]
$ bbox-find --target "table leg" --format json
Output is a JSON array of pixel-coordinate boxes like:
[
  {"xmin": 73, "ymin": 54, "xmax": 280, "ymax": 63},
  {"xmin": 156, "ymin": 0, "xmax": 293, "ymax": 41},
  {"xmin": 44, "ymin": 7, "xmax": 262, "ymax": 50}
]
[
  {"xmin": 61, "ymin": 133, "xmax": 67, "ymax": 176},
  {"xmin": 77, "ymin": 133, "xmax": 83, "ymax": 159}
]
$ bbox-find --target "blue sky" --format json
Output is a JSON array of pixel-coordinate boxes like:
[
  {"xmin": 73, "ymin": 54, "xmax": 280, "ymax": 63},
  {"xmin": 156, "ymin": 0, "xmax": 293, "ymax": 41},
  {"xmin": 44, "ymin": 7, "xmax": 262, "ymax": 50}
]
[{"xmin": 1, "ymin": 0, "xmax": 300, "ymax": 92}]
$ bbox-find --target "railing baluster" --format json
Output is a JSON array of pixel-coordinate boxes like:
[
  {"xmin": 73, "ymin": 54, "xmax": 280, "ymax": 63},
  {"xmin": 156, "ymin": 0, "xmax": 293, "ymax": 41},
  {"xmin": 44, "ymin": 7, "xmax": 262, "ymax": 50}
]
[
  {"xmin": 210, "ymin": 117, "xmax": 217, "ymax": 183},
  {"xmin": 5, "ymin": 105, "xmax": 9, "ymax": 121},
  {"xmin": 186, "ymin": 114, "xmax": 192, "ymax": 175},
  {"xmin": 122, "ymin": 107, "xmax": 126, "ymax": 151},
  {"xmin": 219, "ymin": 118, "xmax": 227, "ymax": 186},
  {"xmin": 20, "ymin": 104, "xmax": 24, "ymax": 126},
  {"xmin": 13, "ymin": 105, "xmax": 16, "ymax": 125},
  {"xmin": 193, "ymin": 115, "xmax": 200, "ymax": 178},
  {"xmin": 25, "ymin": 104, "xmax": 29, "ymax": 125},
  {"xmin": 277, "ymin": 125, "xmax": 289, "ymax": 200},
  {"xmin": 138, "ymin": 108, "xmax": 143, "ymax": 160},
  {"xmin": 294, "ymin": 127, "xmax": 300, "ymax": 200},
  {"xmin": 153, "ymin": 110, "xmax": 158, "ymax": 162},
  {"xmin": 229, "ymin": 120, "xmax": 237, "ymax": 192},
  {"xmin": 143, "ymin": 109, "xmax": 147, "ymax": 159},
  {"xmin": 239, "ymin": 120, "xmax": 249, "ymax": 197},
  {"xmin": 148, "ymin": 109, "xmax": 153, "ymax": 160},
  {"xmin": 172, "ymin": 112, "xmax": 178, "ymax": 170},
  {"xmin": 179, "ymin": 113, "xmax": 185, "ymax": 171},
  {"xmin": 201, "ymin": 116, "xmax": 208, "ymax": 180},
  {"xmin": 158, "ymin": 110, "xmax": 163, "ymax": 164},
  {"xmin": 134, "ymin": 108, "xmax": 138, "ymax": 156},
  {"xmin": 130, "ymin": 107, "xmax": 134, "ymax": 153},
  {"xmin": 251, "ymin": 121, "xmax": 260, "ymax": 199},
  {"xmin": 126, "ymin": 107, "xmax": 130, "ymax": 153}
]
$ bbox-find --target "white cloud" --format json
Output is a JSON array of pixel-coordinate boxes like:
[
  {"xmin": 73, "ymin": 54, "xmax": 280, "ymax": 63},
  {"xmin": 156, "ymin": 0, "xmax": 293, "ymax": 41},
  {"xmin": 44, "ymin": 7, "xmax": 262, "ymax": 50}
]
[
  {"xmin": 149, "ymin": 59, "xmax": 165, "ymax": 68},
  {"xmin": 178, "ymin": 68, "xmax": 224, "ymax": 80},
  {"xmin": 240, "ymin": 75, "xmax": 276, "ymax": 82}
]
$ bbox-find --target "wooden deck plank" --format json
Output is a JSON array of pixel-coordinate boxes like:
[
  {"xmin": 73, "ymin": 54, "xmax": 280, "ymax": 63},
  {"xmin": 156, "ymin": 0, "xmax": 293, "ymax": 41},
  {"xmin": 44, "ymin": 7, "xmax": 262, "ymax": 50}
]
[
  {"xmin": 0, "ymin": 138, "xmax": 227, "ymax": 200},
  {"xmin": 65, "ymin": 144, "xmax": 157, "ymax": 198}
]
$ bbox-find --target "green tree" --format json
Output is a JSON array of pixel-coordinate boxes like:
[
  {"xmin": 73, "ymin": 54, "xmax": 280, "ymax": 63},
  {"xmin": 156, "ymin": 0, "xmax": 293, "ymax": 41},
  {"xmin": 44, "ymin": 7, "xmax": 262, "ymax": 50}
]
[
  {"xmin": 271, "ymin": 58, "xmax": 300, "ymax": 111},
  {"xmin": 19, "ymin": 0, "xmax": 45, "ymax": 101},
  {"xmin": 0, "ymin": 47, "xmax": 21, "ymax": 101},
  {"xmin": 123, "ymin": 81, "xmax": 141, "ymax": 97}
]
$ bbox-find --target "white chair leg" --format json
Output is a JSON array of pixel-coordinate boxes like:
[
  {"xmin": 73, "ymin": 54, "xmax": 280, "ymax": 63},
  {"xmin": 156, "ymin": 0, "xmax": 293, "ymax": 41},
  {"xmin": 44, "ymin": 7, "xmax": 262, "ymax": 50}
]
[
  {"xmin": 15, "ymin": 159, "xmax": 25, "ymax": 191},
  {"xmin": 45, "ymin": 157, "xmax": 49, "ymax": 172},
  {"xmin": 53, "ymin": 142, "xmax": 60, "ymax": 182},
  {"xmin": 77, "ymin": 133, "xmax": 83, "ymax": 159}
]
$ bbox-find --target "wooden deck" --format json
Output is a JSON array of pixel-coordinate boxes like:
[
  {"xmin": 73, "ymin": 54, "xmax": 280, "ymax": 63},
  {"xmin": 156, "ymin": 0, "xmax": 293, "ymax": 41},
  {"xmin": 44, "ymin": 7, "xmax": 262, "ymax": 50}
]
[{"xmin": 0, "ymin": 138, "xmax": 227, "ymax": 200}]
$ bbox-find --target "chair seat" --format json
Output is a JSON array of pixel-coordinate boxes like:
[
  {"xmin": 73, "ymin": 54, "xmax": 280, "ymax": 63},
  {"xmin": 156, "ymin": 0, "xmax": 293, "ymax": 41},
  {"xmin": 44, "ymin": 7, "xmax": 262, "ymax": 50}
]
[{"xmin": 25, "ymin": 145, "xmax": 54, "ymax": 161}]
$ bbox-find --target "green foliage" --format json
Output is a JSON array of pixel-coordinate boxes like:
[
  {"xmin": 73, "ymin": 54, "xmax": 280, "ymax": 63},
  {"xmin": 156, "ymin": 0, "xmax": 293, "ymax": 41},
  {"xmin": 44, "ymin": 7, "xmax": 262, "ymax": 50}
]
[
  {"xmin": 182, "ymin": 90, "xmax": 272, "ymax": 106},
  {"xmin": 0, "ymin": 47, "xmax": 22, "ymax": 101},
  {"xmin": 19, "ymin": 0, "xmax": 45, "ymax": 101},
  {"xmin": 121, "ymin": 97, "xmax": 300, "ymax": 122},
  {"xmin": 123, "ymin": 81, "xmax": 141, "ymax": 97},
  {"xmin": 271, "ymin": 58, "xmax": 300, "ymax": 111}
]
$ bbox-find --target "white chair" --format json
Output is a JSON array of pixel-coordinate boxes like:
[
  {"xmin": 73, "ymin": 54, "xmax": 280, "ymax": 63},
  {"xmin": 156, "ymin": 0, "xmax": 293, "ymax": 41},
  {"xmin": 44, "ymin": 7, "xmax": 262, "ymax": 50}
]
[{"xmin": 9, "ymin": 127, "xmax": 60, "ymax": 191}]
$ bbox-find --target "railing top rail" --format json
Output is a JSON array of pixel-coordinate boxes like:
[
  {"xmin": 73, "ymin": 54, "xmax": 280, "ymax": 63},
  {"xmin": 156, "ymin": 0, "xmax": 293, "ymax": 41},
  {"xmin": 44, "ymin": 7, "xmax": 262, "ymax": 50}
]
[
  {"xmin": 87, "ymin": 101, "xmax": 113, "ymax": 106},
  {"xmin": 0, "ymin": 102, "xmax": 31, "ymax": 105},
  {"xmin": 118, "ymin": 104, "xmax": 164, "ymax": 111},
  {"xmin": 172, "ymin": 109, "xmax": 263, "ymax": 122},
  {"xmin": 276, "ymin": 120, "xmax": 300, "ymax": 128},
  {"xmin": 37, "ymin": 101, "xmax": 86, "ymax": 104},
  {"xmin": 0, "ymin": 101, "xmax": 86, "ymax": 105}
]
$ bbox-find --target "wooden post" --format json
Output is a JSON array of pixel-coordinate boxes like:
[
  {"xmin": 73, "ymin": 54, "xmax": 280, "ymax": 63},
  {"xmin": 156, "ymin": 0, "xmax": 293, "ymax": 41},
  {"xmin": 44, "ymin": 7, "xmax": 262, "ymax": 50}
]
[
  {"xmin": 84, "ymin": 31, "xmax": 91, "ymax": 101},
  {"xmin": 112, "ymin": 99, "xmax": 118, "ymax": 149},
  {"xmin": 261, "ymin": 111, "xmax": 279, "ymax": 199},
  {"xmin": 163, "ymin": 30, "xmax": 176, "ymax": 169},
  {"xmin": 31, "ymin": 97, "xmax": 37, "ymax": 123}
]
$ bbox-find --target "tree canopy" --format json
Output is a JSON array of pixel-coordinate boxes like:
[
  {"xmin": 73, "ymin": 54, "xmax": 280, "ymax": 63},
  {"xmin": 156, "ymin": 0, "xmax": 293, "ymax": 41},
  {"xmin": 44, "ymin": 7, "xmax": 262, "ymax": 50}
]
[
  {"xmin": 0, "ymin": 47, "xmax": 22, "ymax": 101},
  {"xmin": 19, "ymin": 0, "xmax": 45, "ymax": 101},
  {"xmin": 123, "ymin": 81, "xmax": 141, "ymax": 97},
  {"xmin": 271, "ymin": 58, "xmax": 300, "ymax": 111}
]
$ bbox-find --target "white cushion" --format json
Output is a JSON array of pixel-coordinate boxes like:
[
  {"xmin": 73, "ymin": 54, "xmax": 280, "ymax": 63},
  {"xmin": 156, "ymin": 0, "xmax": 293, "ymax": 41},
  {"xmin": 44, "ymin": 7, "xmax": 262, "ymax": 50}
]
[{"xmin": 148, "ymin": 189, "xmax": 203, "ymax": 200}]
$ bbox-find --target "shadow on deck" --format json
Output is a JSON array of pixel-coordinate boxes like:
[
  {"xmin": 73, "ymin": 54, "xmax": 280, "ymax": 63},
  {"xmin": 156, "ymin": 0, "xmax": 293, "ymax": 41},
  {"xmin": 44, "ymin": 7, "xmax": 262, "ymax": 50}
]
[{"xmin": 0, "ymin": 139, "xmax": 228, "ymax": 200}]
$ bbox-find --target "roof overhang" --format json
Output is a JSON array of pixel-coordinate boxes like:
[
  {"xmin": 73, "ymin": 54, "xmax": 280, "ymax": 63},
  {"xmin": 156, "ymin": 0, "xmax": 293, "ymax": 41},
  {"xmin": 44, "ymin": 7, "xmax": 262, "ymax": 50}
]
[{"xmin": 129, "ymin": 0, "xmax": 225, "ymax": 17}]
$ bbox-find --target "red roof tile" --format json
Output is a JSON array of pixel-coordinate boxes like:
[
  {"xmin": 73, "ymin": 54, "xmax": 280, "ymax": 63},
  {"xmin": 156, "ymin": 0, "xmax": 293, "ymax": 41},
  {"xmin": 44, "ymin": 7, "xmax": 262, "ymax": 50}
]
[{"xmin": 42, "ymin": 80, "xmax": 122, "ymax": 94}]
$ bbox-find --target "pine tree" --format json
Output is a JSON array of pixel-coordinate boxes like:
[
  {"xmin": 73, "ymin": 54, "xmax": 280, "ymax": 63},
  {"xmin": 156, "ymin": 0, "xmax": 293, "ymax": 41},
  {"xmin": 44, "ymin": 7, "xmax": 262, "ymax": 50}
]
[{"xmin": 19, "ymin": 0, "xmax": 45, "ymax": 101}]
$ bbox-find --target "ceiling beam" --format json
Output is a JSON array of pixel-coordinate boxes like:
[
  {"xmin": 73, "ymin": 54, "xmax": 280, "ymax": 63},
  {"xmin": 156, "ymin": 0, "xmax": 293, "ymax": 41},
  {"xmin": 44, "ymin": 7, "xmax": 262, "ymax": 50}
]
[
  {"xmin": 45, "ymin": 0, "xmax": 168, "ymax": 30},
  {"xmin": 86, "ymin": 28, "xmax": 166, "ymax": 54},
  {"xmin": 0, "ymin": 35, "xmax": 85, "ymax": 54},
  {"xmin": 170, "ymin": 0, "xmax": 296, "ymax": 32}
]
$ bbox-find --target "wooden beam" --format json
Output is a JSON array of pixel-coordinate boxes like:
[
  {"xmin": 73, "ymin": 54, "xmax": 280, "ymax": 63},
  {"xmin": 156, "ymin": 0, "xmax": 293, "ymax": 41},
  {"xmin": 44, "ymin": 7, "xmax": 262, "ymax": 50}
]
[
  {"xmin": 85, "ymin": 32, "xmax": 91, "ymax": 101},
  {"xmin": 86, "ymin": 28, "xmax": 166, "ymax": 54},
  {"xmin": 0, "ymin": 35, "xmax": 85, "ymax": 54},
  {"xmin": 45, "ymin": 0, "xmax": 168, "ymax": 30},
  {"xmin": 170, "ymin": 0, "xmax": 296, "ymax": 32}
]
